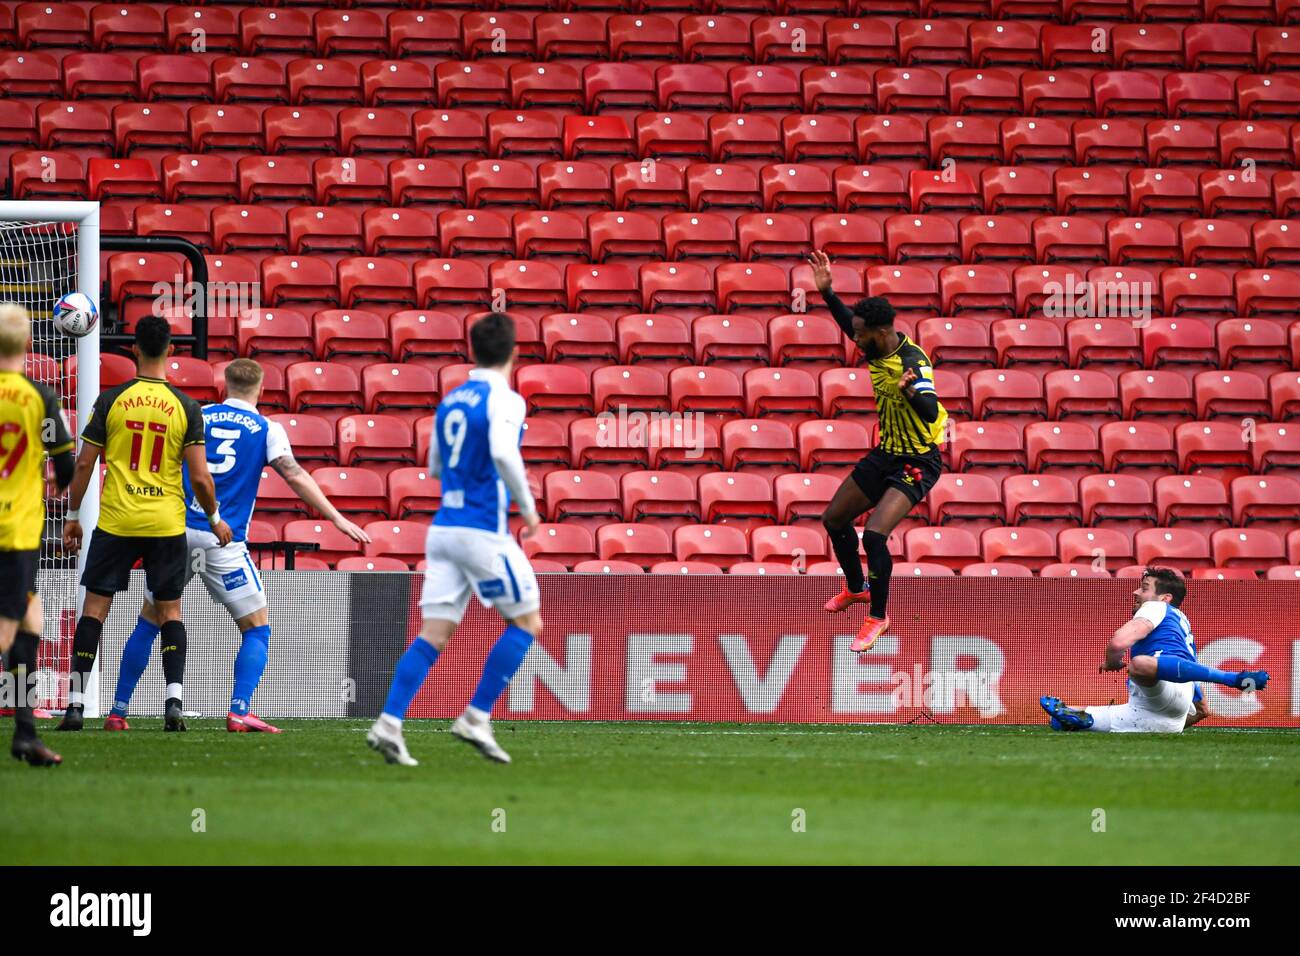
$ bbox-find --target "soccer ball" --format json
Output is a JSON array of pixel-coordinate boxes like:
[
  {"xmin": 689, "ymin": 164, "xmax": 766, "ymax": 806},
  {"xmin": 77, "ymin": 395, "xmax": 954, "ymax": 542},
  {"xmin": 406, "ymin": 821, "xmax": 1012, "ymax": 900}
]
[{"xmin": 54, "ymin": 292, "xmax": 98, "ymax": 338}]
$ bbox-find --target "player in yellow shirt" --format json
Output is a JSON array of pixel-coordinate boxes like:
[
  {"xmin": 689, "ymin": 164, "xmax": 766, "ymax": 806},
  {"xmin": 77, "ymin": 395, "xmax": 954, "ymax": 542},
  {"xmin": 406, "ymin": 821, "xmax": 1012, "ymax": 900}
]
[
  {"xmin": 59, "ymin": 315, "xmax": 231, "ymax": 731},
  {"xmin": 0, "ymin": 303, "xmax": 75, "ymax": 765},
  {"xmin": 808, "ymin": 250, "xmax": 949, "ymax": 654}
]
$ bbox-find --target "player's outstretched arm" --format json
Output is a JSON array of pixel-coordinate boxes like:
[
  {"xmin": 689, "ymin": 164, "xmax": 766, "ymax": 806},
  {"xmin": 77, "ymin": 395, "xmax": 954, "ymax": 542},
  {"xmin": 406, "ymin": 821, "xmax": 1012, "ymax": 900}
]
[
  {"xmin": 61, "ymin": 441, "xmax": 101, "ymax": 553},
  {"xmin": 1101, "ymin": 617, "xmax": 1153, "ymax": 672},
  {"xmin": 184, "ymin": 443, "xmax": 233, "ymax": 546},
  {"xmin": 271, "ymin": 453, "xmax": 371, "ymax": 545},
  {"xmin": 806, "ymin": 249, "xmax": 856, "ymax": 337}
]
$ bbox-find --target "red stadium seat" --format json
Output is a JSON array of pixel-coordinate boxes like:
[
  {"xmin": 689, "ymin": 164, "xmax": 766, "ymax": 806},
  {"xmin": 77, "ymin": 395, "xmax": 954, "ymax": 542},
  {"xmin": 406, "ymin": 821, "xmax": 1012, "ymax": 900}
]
[
  {"xmin": 929, "ymin": 474, "xmax": 1004, "ymax": 525},
  {"xmin": 1211, "ymin": 528, "xmax": 1285, "ymax": 571},
  {"xmin": 1155, "ymin": 475, "xmax": 1231, "ymax": 525},
  {"xmin": 698, "ymin": 473, "xmax": 777, "ymax": 523},
  {"xmin": 268, "ymin": 413, "xmax": 338, "ymax": 465},
  {"xmin": 1254, "ymin": 423, "xmax": 1300, "ymax": 473},
  {"xmin": 1025, "ymin": 421, "xmax": 1103, "ymax": 472},
  {"xmin": 165, "ymin": 6, "xmax": 237, "ymax": 54},
  {"xmin": 363, "ymin": 61, "xmax": 436, "ymax": 108},
  {"xmin": 1128, "ymin": 168, "xmax": 1200, "ymax": 218},
  {"xmin": 1003, "ymin": 474, "xmax": 1081, "ymax": 525},
  {"xmin": 1271, "ymin": 371, "xmax": 1300, "ymax": 421},
  {"xmin": 992, "ymin": 319, "xmax": 1066, "ymax": 367},
  {"xmin": 1134, "ymin": 528, "xmax": 1213, "ymax": 571},
  {"xmin": 970, "ymin": 369, "xmax": 1046, "ymax": 420},
  {"xmin": 951, "ymin": 421, "xmax": 1027, "ymax": 472},
  {"xmin": 621, "ymin": 471, "xmax": 700, "ymax": 524},
  {"xmin": 667, "ymin": 365, "xmax": 743, "ymax": 418},
  {"xmin": 775, "ymin": 472, "xmax": 842, "ymax": 524},
  {"xmin": 1176, "ymin": 421, "xmax": 1253, "ymax": 473},
  {"xmin": 1101, "ymin": 421, "xmax": 1178, "ymax": 472},
  {"xmin": 286, "ymin": 362, "xmax": 363, "ymax": 415},
  {"xmin": 1057, "ymin": 527, "xmax": 1135, "ymax": 569},
  {"xmin": 1080, "ymin": 473, "xmax": 1157, "ymax": 526},
  {"xmin": 673, "ymin": 524, "xmax": 750, "ymax": 569},
  {"xmin": 1119, "ymin": 370, "xmax": 1195, "ymax": 419},
  {"xmin": 1164, "ymin": 72, "xmax": 1236, "ymax": 119},
  {"xmin": 1231, "ymin": 475, "xmax": 1300, "ymax": 527},
  {"xmin": 1193, "ymin": 370, "xmax": 1270, "ymax": 420},
  {"xmin": 722, "ymin": 419, "xmax": 800, "ymax": 469},
  {"xmin": 543, "ymin": 470, "xmax": 621, "ymax": 524},
  {"xmin": 1237, "ymin": 271, "xmax": 1300, "ymax": 318},
  {"xmin": 522, "ymin": 524, "xmax": 597, "ymax": 570},
  {"xmin": 904, "ymin": 526, "xmax": 981, "ymax": 568},
  {"xmin": 597, "ymin": 524, "xmax": 674, "ymax": 569},
  {"xmin": 970, "ymin": 22, "xmax": 1043, "ymax": 68}
]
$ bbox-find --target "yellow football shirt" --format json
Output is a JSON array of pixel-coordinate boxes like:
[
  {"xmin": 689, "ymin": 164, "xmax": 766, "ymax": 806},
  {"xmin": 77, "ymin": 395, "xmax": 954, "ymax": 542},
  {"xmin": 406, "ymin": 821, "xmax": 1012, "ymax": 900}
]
[
  {"xmin": 870, "ymin": 335, "xmax": 949, "ymax": 457},
  {"xmin": 0, "ymin": 371, "xmax": 74, "ymax": 551},
  {"xmin": 80, "ymin": 377, "xmax": 205, "ymax": 537}
]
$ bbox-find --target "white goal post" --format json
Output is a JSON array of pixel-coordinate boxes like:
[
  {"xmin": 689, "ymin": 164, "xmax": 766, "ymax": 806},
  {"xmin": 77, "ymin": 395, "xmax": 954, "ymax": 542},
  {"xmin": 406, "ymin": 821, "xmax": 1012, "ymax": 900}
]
[{"xmin": 0, "ymin": 201, "xmax": 101, "ymax": 717}]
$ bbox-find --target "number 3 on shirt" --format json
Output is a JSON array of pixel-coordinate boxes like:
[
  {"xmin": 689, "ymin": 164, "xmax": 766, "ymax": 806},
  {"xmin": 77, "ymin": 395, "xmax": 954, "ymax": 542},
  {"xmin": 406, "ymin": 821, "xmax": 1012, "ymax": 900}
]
[
  {"xmin": 208, "ymin": 426, "xmax": 240, "ymax": 475},
  {"xmin": 125, "ymin": 419, "xmax": 168, "ymax": 473}
]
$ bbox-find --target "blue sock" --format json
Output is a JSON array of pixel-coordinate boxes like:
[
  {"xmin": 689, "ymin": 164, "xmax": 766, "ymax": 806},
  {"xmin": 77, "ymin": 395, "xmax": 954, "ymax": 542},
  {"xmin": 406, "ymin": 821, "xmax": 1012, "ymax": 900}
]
[
  {"xmin": 111, "ymin": 617, "xmax": 159, "ymax": 717},
  {"xmin": 1155, "ymin": 655, "xmax": 1239, "ymax": 688},
  {"xmin": 382, "ymin": 638, "xmax": 440, "ymax": 720},
  {"xmin": 230, "ymin": 625, "xmax": 270, "ymax": 716},
  {"xmin": 469, "ymin": 625, "xmax": 534, "ymax": 715}
]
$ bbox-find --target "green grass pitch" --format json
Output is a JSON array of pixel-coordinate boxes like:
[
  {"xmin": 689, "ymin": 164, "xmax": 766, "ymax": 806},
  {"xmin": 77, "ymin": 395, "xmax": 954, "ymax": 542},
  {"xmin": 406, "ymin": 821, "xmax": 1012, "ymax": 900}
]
[{"xmin": 5, "ymin": 720, "xmax": 1298, "ymax": 865}]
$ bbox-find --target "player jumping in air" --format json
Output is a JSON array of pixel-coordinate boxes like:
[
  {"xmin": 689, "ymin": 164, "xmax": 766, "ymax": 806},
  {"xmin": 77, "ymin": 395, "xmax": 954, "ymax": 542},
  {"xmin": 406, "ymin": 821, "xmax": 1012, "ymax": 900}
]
[
  {"xmin": 105, "ymin": 359, "xmax": 371, "ymax": 733},
  {"xmin": 368, "ymin": 312, "xmax": 542, "ymax": 767},
  {"xmin": 807, "ymin": 250, "xmax": 948, "ymax": 654},
  {"xmin": 59, "ymin": 316, "xmax": 232, "ymax": 732},
  {"xmin": 0, "ymin": 304, "xmax": 75, "ymax": 765},
  {"xmin": 1041, "ymin": 566, "xmax": 1269, "ymax": 733}
]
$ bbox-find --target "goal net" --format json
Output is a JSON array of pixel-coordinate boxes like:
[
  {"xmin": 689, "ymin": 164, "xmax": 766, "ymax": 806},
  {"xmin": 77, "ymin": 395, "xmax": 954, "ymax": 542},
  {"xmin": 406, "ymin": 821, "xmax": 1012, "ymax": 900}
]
[{"xmin": 0, "ymin": 203, "xmax": 101, "ymax": 716}]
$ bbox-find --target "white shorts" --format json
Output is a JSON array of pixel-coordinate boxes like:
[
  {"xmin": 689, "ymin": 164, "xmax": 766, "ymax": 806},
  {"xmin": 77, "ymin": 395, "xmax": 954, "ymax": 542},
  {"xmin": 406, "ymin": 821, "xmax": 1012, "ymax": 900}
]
[
  {"xmin": 419, "ymin": 525, "xmax": 540, "ymax": 623},
  {"xmin": 1086, "ymin": 679, "xmax": 1195, "ymax": 734},
  {"xmin": 144, "ymin": 529, "xmax": 267, "ymax": 621}
]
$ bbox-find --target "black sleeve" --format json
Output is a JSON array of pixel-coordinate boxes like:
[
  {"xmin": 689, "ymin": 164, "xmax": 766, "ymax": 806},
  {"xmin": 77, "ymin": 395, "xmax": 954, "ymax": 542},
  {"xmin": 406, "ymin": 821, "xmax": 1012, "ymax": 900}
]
[
  {"xmin": 907, "ymin": 391, "xmax": 940, "ymax": 424},
  {"xmin": 36, "ymin": 382, "xmax": 75, "ymax": 455},
  {"xmin": 52, "ymin": 450, "xmax": 75, "ymax": 490},
  {"xmin": 821, "ymin": 287, "xmax": 857, "ymax": 339},
  {"xmin": 179, "ymin": 393, "xmax": 206, "ymax": 447},
  {"xmin": 80, "ymin": 390, "xmax": 109, "ymax": 447}
]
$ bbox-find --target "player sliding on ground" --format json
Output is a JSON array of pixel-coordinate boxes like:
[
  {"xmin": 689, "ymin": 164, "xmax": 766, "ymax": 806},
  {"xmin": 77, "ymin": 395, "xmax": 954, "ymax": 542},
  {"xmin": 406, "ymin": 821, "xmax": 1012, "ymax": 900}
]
[
  {"xmin": 368, "ymin": 312, "xmax": 542, "ymax": 766},
  {"xmin": 0, "ymin": 304, "xmax": 75, "ymax": 765},
  {"xmin": 60, "ymin": 316, "xmax": 232, "ymax": 732},
  {"xmin": 1041, "ymin": 566, "xmax": 1269, "ymax": 733},
  {"xmin": 106, "ymin": 359, "xmax": 371, "ymax": 733},
  {"xmin": 807, "ymin": 250, "xmax": 948, "ymax": 654}
]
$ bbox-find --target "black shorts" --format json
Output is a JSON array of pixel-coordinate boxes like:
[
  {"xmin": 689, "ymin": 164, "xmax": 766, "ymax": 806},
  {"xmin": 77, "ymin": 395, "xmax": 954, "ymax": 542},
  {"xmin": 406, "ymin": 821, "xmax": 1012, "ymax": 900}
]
[
  {"xmin": 81, "ymin": 529, "xmax": 189, "ymax": 601},
  {"xmin": 0, "ymin": 549, "xmax": 39, "ymax": 621},
  {"xmin": 851, "ymin": 447, "xmax": 943, "ymax": 507}
]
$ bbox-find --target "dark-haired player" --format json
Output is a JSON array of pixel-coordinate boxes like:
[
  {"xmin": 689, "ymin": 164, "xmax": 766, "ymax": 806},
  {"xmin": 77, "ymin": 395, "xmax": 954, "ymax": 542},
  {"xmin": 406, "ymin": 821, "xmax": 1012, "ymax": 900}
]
[
  {"xmin": 807, "ymin": 250, "xmax": 948, "ymax": 654},
  {"xmin": 59, "ymin": 315, "xmax": 232, "ymax": 732},
  {"xmin": 0, "ymin": 304, "xmax": 75, "ymax": 765},
  {"xmin": 368, "ymin": 312, "xmax": 542, "ymax": 767},
  {"xmin": 1042, "ymin": 567, "xmax": 1269, "ymax": 733}
]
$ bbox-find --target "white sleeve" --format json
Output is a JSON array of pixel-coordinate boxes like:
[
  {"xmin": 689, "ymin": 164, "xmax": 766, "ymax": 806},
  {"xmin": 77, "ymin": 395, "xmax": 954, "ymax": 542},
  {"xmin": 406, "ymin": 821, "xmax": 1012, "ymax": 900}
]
[
  {"xmin": 488, "ymin": 388, "xmax": 536, "ymax": 517},
  {"xmin": 265, "ymin": 420, "xmax": 293, "ymax": 463},
  {"xmin": 1133, "ymin": 601, "xmax": 1168, "ymax": 628},
  {"xmin": 427, "ymin": 425, "xmax": 442, "ymax": 479}
]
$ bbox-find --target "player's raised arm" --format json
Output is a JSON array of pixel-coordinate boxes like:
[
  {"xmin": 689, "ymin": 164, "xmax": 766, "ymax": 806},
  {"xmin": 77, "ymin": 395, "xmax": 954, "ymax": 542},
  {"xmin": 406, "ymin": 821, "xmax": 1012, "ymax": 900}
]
[
  {"xmin": 270, "ymin": 452, "xmax": 371, "ymax": 545},
  {"xmin": 806, "ymin": 249, "xmax": 856, "ymax": 337}
]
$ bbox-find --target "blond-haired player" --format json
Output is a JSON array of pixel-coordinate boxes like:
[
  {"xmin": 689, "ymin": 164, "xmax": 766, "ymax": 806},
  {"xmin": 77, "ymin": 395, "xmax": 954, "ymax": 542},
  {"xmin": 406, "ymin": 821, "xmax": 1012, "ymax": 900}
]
[{"xmin": 0, "ymin": 303, "xmax": 75, "ymax": 765}]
